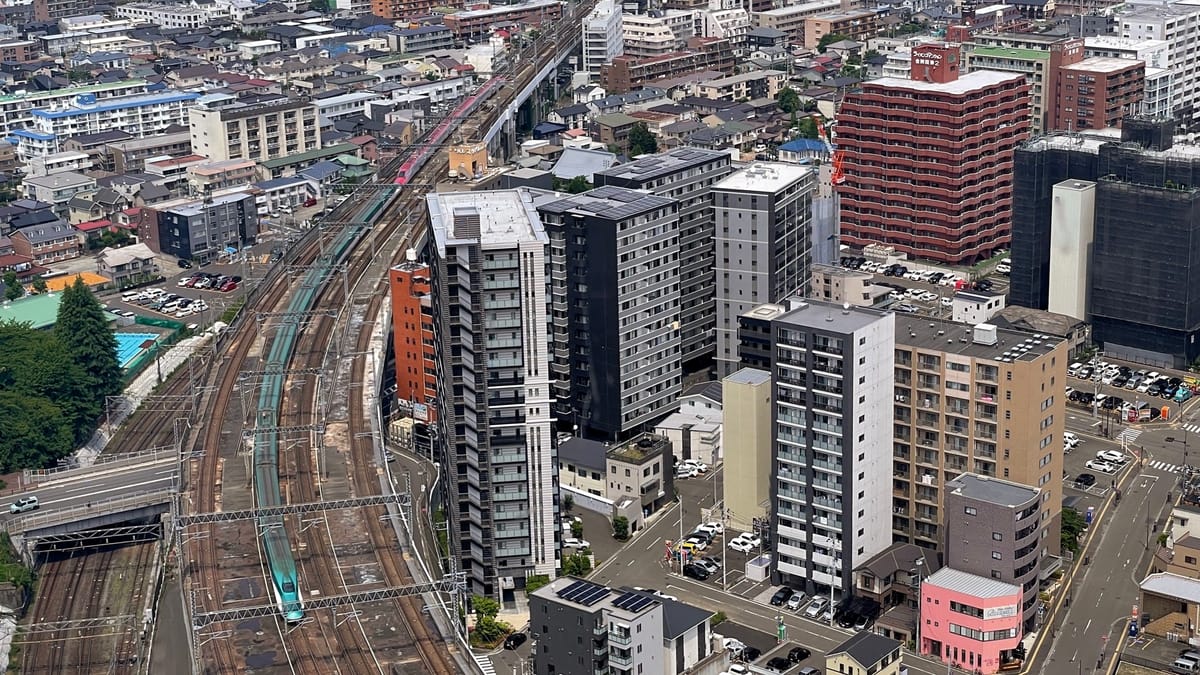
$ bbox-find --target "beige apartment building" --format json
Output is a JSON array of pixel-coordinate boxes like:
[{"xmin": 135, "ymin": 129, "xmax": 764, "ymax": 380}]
[
  {"xmin": 891, "ymin": 318, "xmax": 1066, "ymax": 557},
  {"xmin": 188, "ymin": 97, "xmax": 318, "ymax": 163},
  {"xmin": 804, "ymin": 9, "xmax": 881, "ymax": 50},
  {"xmin": 721, "ymin": 367, "xmax": 772, "ymax": 533},
  {"xmin": 753, "ymin": 0, "xmax": 841, "ymax": 47}
]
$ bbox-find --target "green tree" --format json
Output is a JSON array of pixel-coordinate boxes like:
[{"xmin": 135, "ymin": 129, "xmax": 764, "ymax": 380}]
[
  {"xmin": 96, "ymin": 229, "xmax": 132, "ymax": 250},
  {"xmin": 0, "ymin": 323, "xmax": 95, "ymax": 445},
  {"xmin": 56, "ymin": 278, "xmax": 122, "ymax": 421},
  {"xmin": 571, "ymin": 520, "xmax": 584, "ymax": 539},
  {"xmin": 776, "ymin": 87, "xmax": 800, "ymax": 114},
  {"xmin": 565, "ymin": 176, "xmax": 590, "ymax": 193},
  {"xmin": 627, "ymin": 122, "xmax": 658, "ymax": 156},
  {"xmin": 471, "ymin": 615, "xmax": 512, "ymax": 645},
  {"xmin": 562, "ymin": 494, "xmax": 574, "ymax": 514},
  {"xmin": 472, "ymin": 594, "xmax": 500, "ymax": 619},
  {"xmin": 1061, "ymin": 507, "xmax": 1086, "ymax": 553},
  {"xmin": 0, "ymin": 392, "xmax": 73, "ymax": 471},
  {"xmin": 563, "ymin": 552, "xmax": 592, "ymax": 576},
  {"xmin": 612, "ymin": 515, "xmax": 629, "ymax": 541},
  {"xmin": 31, "ymin": 276, "xmax": 47, "ymax": 294},
  {"xmin": 817, "ymin": 33, "xmax": 849, "ymax": 53},
  {"xmin": 3, "ymin": 271, "xmax": 21, "ymax": 301},
  {"xmin": 796, "ymin": 116, "xmax": 820, "ymax": 139}
]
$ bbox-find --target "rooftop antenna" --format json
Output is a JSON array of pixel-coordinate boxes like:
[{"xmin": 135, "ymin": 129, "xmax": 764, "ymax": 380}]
[{"xmin": 406, "ymin": 248, "xmax": 416, "ymax": 262}]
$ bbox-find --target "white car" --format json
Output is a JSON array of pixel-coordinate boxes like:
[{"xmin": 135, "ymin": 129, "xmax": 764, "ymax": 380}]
[
  {"xmin": 680, "ymin": 459, "xmax": 709, "ymax": 473},
  {"xmin": 728, "ymin": 539, "xmax": 754, "ymax": 553},
  {"xmin": 723, "ymin": 638, "xmax": 746, "ymax": 653},
  {"xmin": 939, "ymin": 297, "xmax": 953, "ymax": 307},
  {"xmin": 676, "ymin": 467, "xmax": 699, "ymax": 479},
  {"xmin": 1147, "ymin": 371, "xmax": 1161, "ymax": 381},
  {"xmin": 919, "ymin": 291, "xmax": 938, "ymax": 302},
  {"xmin": 1137, "ymin": 381, "xmax": 1153, "ymax": 393},
  {"xmin": 1063, "ymin": 432, "xmax": 1080, "ymax": 448},
  {"xmin": 563, "ymin": 537, "xmax": 591, "ymax": 549},
  {"xmin": 732, "ymin": 533, "xmax": 761, "ymax": 547},
  {"xmin": 1085, "ymin": 460, "xmax": 1117, "ymax": 474},
  {"xmin": 696, "ymin": 521, "xmax": 724, "ymax": 535},
  {"xmin": 1097, "ymin": 450, "xmax": 1130, "ymax": 464}
]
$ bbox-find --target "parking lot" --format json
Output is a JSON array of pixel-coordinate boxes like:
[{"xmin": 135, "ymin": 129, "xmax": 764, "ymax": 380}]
[
  {"xmin": 837, "ymin": 256, "xmax": 1010, "ymax": 316},
  {"xmin": 104, "ymin": 259, "xmax": 255, "ymax": 325}
]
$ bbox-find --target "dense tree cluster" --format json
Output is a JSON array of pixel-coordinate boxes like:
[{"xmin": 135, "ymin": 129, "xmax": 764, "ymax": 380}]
[{"xmin": 0, "ymin": 279, "xmax": 122, "ymax": 471}]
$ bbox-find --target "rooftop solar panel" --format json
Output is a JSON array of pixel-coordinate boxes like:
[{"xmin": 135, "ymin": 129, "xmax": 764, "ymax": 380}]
[{"xmin": 611, "ymin": 591, "xmax": 656, "ymax": 613}]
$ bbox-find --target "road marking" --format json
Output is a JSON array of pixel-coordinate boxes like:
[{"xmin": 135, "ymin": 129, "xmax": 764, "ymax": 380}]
[
  {"xmin": 1183, "ymin": 423, "xmax": 1200, "ymax": 434},
  {"xmin": 1115, "ymin": 429, "xmax": 1142, "ymax": 444},
  {"xmin": 1149, "ymin": 460, "xmax": 1184, "ymax": 474}
]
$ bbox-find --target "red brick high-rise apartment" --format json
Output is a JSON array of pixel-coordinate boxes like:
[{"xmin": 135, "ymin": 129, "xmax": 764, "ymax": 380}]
[
  {"xmin": 388, "ymin": 256, "xmax": 437, "ymax": 423},
  {"xmin": 836, "ymin": 44, "xmax": 1032, "ymax": 264}
]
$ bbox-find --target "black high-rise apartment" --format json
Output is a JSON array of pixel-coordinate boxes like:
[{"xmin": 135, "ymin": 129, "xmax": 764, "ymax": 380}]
[{"xmin": 1011, "ymin": 118, "xmax": 1200, "ymax": 366}]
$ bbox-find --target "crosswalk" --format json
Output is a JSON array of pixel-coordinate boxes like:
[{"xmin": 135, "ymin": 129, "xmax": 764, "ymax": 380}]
[
  {"xmin": 1182, "ymin": 423, "xmax": 1200, "ymax": 435},
  {"xmin": 1148, "ymin": 459, "xmax": 1187, "ymax": 475},
  {"xmin": 1115, "ymin": 428, "xmax": 1142, "ymax": 445}
]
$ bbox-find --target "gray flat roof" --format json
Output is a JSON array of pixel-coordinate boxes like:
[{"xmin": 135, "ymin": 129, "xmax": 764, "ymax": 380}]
[
  {"xmin": 947, "ymin": 473, "xmax": 1039, "ymax": 507},
  {"xmin": 723, "ymin": 367, "xmax": 771, "ymax": 385},
  {"xmin": 538, "ymin": 185, "xmax": 676, "ymax": 221},
  {"xmin": 896, "ymin": 314, "xmax": 1062, "ymax": 363},
  {"xmin": 775, "ymin": 299, "xmax": 892, "ymax": 335},
  {"xmin": 924, "ymin": 567, "xmax": 1020, "ymax": 599},
  {"xmin": 1141, "ymin": 572, "xmax": 1200, "ymax": 605}
]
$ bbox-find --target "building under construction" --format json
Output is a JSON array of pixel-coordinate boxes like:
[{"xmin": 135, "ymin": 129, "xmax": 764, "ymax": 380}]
[{"xmin": 1011, "ymin": 117, "xmax": 1200, "ymax": 367}]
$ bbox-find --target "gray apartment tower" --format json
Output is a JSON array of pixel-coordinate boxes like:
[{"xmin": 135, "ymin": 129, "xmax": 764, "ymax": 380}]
[
  {"xmin": 428, "ymin": 189, "xmax": 559, "ymax": 600},
  {"xmin": 762, "ymin": 300, "xmax": 895, "ymax": 598},
  {"xmin": 537, "ymin": 186, "xmax": 682, "ymax": 441},
  {"xmin": 713, "ymin": 162, "xmax": 815, "ymax": 376},
  {"xmin": 595, "ymin": 148, "xmax": 733, "ymax": 370},
  {"xmin": 944, "ymin": 474, "xmax": 1044, "ymax": 633}
]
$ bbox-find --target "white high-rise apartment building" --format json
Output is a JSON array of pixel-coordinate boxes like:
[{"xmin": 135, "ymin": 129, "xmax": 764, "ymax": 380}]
[
  {"xmin": 1085, "ymin": 35, "xmax": 1175, "ymax": 118},
  {"xmin": 622, "ymin": 10, "xmax": 696, "ymax": 58},
  {"xmin": 767, "ymin": 301, "xmax": 894, "ymax": 598},
  {"xmin": 583, "ymin": 0, "xmax": 624, "ymax": 79},
  {"xmin": 428, "ymin": 189, "xmax": 559, "ymax": 600},
  {"xmin": 1119, "ymin": 2, "xmax": 1200, "ymax": 129},
  {"xmin": 713, "ymin": 163, "xmax": 814, "ymax": 377}
]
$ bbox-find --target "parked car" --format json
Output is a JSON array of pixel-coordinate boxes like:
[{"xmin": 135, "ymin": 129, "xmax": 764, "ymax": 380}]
[
  {"xmin": 9, "ymin": 496, "xmax": 38, "ymax": 513},
  {"xmin": 1063, "ymin": 432, "xmax": 1081, "ymax": 448},
  {"xmin": 1086, "ymin": 460, "xmax": 1117, "ymax": 474},
  {"xmin": 683, "ymin": 563, "xmax": 710, "ymax": 581},
  {"xmin": 1074, "ymin": 473, "xmax": 1098, "ymax": 487},
  {"xmin": 786, "ymin": 591, "xmax": 808, "ymax": 611},
  {"xmin": 739, "ymin": 646, "xmax": 762, "ymax": 662},
  {"xmin": 788, "ymin": 647, "xmax": 811, "ymax": 663},
  {"xmin": 765, "ymin": 657, "xmax": 792, "ymax": 672},
  {"xmin": 1097, "ymin": 450, "xmax": 1130, "ymax": 464},
  {"xmin": 770, "ymin": 587, "xmax": 794, "ymax": 606},
  {"xmin": 804, "ymin": 597, "xmax": 830, "ymax": 619},
  {"xmin": 177, "ymin": 258, "xmax": 193, "ymax": 268},
  {"xmin": 728, "ymin": 539, "xmax": 754, "ymax": 553}
]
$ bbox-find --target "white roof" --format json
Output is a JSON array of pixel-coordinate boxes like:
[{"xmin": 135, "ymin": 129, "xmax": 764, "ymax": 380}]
[
  {"xmin": 713, "ymin": 162, "xmax": 812, "ymax": 193},
  {"xmin": 99, "ymin": 242, "xmax": 156, "ymax": 267},
  {"xmin": 1141, "ymin": 572, "xmax": 1200, "ymax": 604},
  {"xmin": 428, "ymin": 189, "xmax": 550, "ymax": 251},
  {"xmin": 868, "ymin": 70, "xmax": 1025, "ymax": 96},
  {"xmin": 924, "ymin": 568, "xmax": 1020, "ymax": 599},
  {"xmin": 1060, "ymin": 56, "xmax": 1141, "ymax": 73}
]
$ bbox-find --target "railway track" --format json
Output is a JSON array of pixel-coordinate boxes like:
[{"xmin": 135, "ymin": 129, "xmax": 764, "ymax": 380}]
[{"xmin": 22, "ymin": 542, "xmax": 156, "ymax": 675}]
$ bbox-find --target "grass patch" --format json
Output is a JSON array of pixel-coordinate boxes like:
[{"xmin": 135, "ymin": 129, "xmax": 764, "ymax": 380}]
[{"xmin": 219, "ymin": 296, "xmax": 246, "ymax": 324}]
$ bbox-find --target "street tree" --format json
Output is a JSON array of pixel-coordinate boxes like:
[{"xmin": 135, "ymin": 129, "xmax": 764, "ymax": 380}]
[
  {"xmin": 2, "ymin": 271, "xmax": 21, "ymax": 301},
  {"xmin": 776, "ymin": 87, "xmax": 800, "ymax": 114}
]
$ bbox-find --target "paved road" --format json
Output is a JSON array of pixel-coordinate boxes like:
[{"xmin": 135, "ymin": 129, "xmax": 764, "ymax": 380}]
[
  {"xmin": 583, "ymin": 468, "xmax": 951, "ymax": 675},
  {"xmin": 0, "ymin": 458, "xmax": 177, "ymax": 525}
]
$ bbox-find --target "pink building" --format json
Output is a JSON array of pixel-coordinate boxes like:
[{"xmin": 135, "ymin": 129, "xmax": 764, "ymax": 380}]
[{"xmin": 920, "ymin": 568, "xmax": 1024, "ymax": 674}]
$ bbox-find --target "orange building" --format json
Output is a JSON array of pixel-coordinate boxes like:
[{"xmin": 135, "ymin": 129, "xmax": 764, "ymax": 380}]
[{"xmin": 389, "ymin": 257, "xmax": 437, "ymax": 423}]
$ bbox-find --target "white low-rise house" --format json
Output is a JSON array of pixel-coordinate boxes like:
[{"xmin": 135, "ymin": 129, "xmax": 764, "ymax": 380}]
[
  {"xmin": 25, "ymin": 150, "xmax": 92, "ymax": 177},
  {"xmin": 254, "ymin": 176, "xmax": 318, "ymax": 215},
  {"xmin": 654, "ymin": 381, "xmax": 722, "ymax": 467},
  {"xmin": 96, "ymin": 242, "xmax": 158, "ymax": 285}
]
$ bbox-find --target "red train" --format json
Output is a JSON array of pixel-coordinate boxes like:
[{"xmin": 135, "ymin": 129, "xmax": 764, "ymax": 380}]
[{"xmin": 394, "ymin": 77, "xmax": 506, "ymax": 185}]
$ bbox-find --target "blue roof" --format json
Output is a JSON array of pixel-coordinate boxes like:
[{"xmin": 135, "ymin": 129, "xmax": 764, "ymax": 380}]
[
  {"xmin": 299, "ymin": 160, "xmax": 342, "ymax": 181},
  {"xmin": 11, "ymin": 129, "xmax": 55, "ymax": 140},
  {"xmin": 779, "ymin": 139, "xmax": 829, "ymax": 153},
  {"xmin": 362, "ymin": 24, "xmax": 390, "ymax": 33},
  {"xmin": 256, "ymin": 176, "xmax": 311, "ymax": 190},
  {"xmin": 31, "ymin": 92, "xmax": 199, "ymax": 120}
]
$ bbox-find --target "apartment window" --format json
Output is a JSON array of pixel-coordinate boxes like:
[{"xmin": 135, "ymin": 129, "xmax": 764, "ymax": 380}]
[
  {"xmin": 993, "ymin": 532, "xmax": 1002, "ymax": 541},
  {"xmin": 964, "ymin": 506, "xmax": 977, "ymax": 516},
  {"xmin": 992, "ymin": 551, "xmax": 1002, "ymax": 560}
]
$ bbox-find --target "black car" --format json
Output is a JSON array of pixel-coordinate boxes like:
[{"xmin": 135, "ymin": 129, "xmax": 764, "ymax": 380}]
[
  {"xmin": 503, "ymin": 632, "xmax": 527, "ymax": 650},
  {"xmin": 788, "ymin": 647, "xmax": 812, "ymax": 663},
  {"xmin": 770, "ymin": 587, "xmax": 795, "ymax": 606},
  {"xmin": 1075, "ymin": 473, "xmax": 1097, "ymax": 487},
  {"xmin": 177, "ymin": 258, "xmax": 193, "ymax": 268},
  {"xmin": 683, "ymin": 563, "xmax": 710, "ymax": 581},
  {"xmin": 740, "ymin": 646, "xmax": 762, "ymax": 662},
  {"xmin": 766, "ymin": 656, "xmax": 792, "ymax": 672}
]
